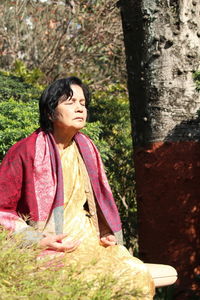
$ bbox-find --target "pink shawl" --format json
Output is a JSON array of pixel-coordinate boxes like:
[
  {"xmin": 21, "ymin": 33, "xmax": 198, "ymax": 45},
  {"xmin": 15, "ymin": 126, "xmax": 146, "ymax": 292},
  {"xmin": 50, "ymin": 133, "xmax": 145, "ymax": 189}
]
[{"xmin": 0, "ymin": 129, "xmax": 122, "ymax": 243}]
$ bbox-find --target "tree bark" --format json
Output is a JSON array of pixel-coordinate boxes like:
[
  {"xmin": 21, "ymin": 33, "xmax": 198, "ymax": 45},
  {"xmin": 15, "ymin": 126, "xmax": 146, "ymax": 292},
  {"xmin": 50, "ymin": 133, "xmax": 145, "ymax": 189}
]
[{"xmin": 119, "ymin": 0, "xmax": 200, "ymax": 298}]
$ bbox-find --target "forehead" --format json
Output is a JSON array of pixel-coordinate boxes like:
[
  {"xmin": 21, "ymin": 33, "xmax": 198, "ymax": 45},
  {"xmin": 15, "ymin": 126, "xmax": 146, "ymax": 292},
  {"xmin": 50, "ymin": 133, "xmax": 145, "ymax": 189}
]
[
  {"xmin": 58, "ymin": 84, "xmax": 85, "ymax": 103},
  {"xmin": 70, "ymin": 84, "xmax": 85, "ymax": 98}
]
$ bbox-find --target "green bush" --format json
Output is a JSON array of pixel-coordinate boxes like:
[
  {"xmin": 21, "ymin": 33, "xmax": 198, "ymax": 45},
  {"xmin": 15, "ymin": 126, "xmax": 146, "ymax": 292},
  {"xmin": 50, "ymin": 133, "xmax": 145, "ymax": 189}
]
[
  {"xmin": 0, "ymin": 71, "xmax": 40, "ymax": 102},
  {"xmin": 12, "ymin": 60, "xmax": 44, "ymax": 87},
  {"xmin": 0, "ymin": 98, "xmax": 39, "ymax": 160},
  {"xmin": 90, "ymin": 84, "xmax": 137, "ymax": 252}
]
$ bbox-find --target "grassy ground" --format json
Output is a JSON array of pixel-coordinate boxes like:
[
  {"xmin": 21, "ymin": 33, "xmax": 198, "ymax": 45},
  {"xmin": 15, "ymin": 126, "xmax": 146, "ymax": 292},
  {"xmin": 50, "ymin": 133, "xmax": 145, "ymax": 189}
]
[{"xmin": 0, "ymin": 228, "xmax": 143, "ymax": 300}]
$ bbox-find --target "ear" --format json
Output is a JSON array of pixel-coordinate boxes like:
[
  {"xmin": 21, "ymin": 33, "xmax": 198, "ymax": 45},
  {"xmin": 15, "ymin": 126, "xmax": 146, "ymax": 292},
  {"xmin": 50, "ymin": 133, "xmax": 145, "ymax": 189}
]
[
  {"xmin": 48, "ymin": 114, "xmax": 52, "ymax": 121},
  {"xmin": 48, "ymin": 112, "xmax": 56, "ymax": 121}
]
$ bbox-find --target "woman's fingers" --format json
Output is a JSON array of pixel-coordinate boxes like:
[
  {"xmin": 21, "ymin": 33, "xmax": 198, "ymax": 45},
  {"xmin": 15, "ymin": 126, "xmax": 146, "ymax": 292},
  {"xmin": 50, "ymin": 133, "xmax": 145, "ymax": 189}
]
[
  {"xmin": 62, "ymin": 238, "xmax": 81, "ymax": 252},
  {"xmin": 107, "ymin": 235, "xmax": 116, "ymax": 242},
  {"xmin": 55, "ymin": 233, "xmax": 69, "ymax": 242},
  {"xmin": 100, "ymin": 235, "xmax": 117, "ymax": 247},
  {"xmin": 51, "ymin": 241, "xmax": 78, "ymax": 252},
  {"xmin": 39, "ymin": 233, "xmax": 81, "ymax": 252}
]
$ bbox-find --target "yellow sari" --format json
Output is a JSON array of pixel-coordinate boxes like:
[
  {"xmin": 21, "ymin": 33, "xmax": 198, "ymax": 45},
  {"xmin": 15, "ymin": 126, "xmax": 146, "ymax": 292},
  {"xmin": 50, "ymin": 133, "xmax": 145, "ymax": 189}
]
[{"xmin": 59, "ymin": 141, "xmax": 154, "ymax": 299}]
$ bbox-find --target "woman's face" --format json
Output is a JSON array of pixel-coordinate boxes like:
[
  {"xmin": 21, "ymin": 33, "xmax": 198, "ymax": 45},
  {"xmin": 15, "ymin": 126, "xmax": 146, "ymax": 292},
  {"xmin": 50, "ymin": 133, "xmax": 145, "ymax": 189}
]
[{"xmin": 53, "ymin": 84, "xmax": 87, "ymax": 134}]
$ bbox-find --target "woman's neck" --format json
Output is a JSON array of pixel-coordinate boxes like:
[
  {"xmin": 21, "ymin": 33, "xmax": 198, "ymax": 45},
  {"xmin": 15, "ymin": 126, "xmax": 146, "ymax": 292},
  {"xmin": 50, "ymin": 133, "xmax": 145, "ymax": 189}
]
[{"xmin": 53, "ymin": 128, "xmax": 76, "ymax": 150}]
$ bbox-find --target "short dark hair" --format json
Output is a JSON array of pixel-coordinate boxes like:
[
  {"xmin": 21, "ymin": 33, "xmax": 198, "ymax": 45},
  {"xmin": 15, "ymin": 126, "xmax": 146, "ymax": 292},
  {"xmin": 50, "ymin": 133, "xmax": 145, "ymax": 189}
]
[{"xmin": 39, "ymin": 76, "xmax": 90, "ymax": 132}]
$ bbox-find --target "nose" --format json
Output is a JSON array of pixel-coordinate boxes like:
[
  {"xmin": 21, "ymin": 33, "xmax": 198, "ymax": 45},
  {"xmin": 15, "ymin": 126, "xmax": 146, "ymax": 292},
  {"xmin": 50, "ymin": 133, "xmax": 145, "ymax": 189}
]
[{"xmin": 75, "ymin": 101, "xmax": 84, "ymax": 112}]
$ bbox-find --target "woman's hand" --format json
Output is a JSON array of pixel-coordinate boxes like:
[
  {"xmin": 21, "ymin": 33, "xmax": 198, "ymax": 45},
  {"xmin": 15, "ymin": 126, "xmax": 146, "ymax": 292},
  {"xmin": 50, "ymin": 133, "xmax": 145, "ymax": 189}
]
[
  {"xmin": 39, "ymin": 233, "xmax": 81, "ymax": 252},
  {"xmin": 100, "ymin": 233, "xmax": 117, "ymax": 247}
]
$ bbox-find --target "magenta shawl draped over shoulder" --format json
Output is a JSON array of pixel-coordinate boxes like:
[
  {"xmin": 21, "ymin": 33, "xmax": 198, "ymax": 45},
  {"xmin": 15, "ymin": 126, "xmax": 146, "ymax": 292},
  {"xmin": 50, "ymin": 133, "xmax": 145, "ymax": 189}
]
[{"xmin": 0, "ymin": 129, "xmax": 122, "ymax": 243}]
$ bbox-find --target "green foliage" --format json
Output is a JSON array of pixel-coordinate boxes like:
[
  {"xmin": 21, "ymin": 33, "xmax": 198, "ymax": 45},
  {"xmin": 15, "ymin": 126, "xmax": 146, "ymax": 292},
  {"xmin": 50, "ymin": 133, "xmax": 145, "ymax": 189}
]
[
  {"xmin": 0, "ymin": 98, "xmax": 39, "ymax": 160},
  {"xmin": 0, "ymin": 71, "xmax": 40, "ymax": 102},
  {"xmin": 89, "ymin": 84, "xmax": 137, "ymax": 251},
  {"xmin": 12, "ymin": 60, "xmax": 44, "ymax": 88},
  {"xmin": 193, "ymin": 70, "xmax": 200, "ymax": 92},
  {"xmin": 0, "ymin": 228, "xmax": 141, "ymax": 300},
  {"xmin": 0, "ymin": 69, "xmax": 42, "ymax": 160}
]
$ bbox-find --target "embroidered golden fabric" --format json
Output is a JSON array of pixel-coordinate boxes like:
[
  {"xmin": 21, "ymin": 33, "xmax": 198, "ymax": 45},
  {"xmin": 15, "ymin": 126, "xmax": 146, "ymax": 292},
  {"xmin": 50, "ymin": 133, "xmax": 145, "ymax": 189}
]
[{"xmin": 59, "ymin": 141, "xmax": 154, "ymax": 299}]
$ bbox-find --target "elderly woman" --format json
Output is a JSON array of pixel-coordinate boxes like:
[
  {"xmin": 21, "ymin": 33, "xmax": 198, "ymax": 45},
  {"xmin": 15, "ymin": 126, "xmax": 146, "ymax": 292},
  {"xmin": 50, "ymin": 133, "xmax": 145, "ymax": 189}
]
[{"xmin": 0, "ymin": 77, "xmax": 154, "ymax": 299}]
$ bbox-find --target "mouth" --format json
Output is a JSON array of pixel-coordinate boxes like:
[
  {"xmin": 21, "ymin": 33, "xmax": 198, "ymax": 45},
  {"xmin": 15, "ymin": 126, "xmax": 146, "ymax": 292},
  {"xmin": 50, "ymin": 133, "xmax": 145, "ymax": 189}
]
[{"xmin": 73, "ymin": 117, "xmax": 84, "ymax": 121}]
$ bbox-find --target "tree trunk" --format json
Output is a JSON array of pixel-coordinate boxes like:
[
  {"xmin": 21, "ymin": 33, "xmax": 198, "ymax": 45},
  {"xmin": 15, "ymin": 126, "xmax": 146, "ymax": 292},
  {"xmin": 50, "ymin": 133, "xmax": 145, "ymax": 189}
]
[{"xmin": 119, "ymin": 0, "xmax": 200, "ymax": 298}]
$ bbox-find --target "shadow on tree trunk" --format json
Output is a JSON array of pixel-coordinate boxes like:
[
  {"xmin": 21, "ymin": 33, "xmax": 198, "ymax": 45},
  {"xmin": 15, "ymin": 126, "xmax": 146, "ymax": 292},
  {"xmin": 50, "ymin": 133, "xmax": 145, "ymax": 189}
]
[{"xmin": 135, "ymin": 114, "xmax": 200, "ymax": 300}]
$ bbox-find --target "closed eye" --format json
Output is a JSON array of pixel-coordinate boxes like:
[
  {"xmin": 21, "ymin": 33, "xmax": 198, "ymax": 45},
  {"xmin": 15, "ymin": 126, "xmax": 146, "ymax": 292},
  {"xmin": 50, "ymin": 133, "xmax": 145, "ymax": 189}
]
[
  {"xmin": 80, "ymin": 100, "xmax": 86, "ymax": 106},
  {"xmin": 62, "ymin": 99, "xmax": 73, "ymax": 105},
  {"xmin": 62, "ymin": 98, "xmax": 86, "ymax": 106}
]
